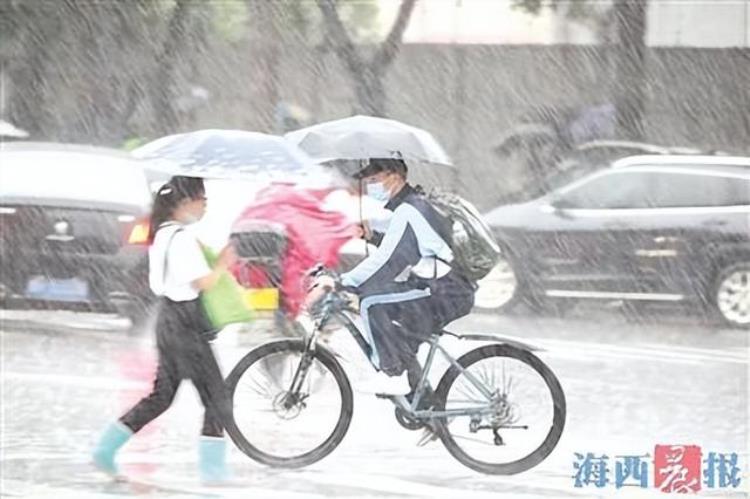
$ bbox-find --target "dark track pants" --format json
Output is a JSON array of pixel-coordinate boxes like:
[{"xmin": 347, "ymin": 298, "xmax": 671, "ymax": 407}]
[
  {"xmin": 358, "ymin": 271, "xmax": 474, "ymax": 376},
  {"xmin": 120, "ymin": 298, "xmax": 230, "ymax": 438}
]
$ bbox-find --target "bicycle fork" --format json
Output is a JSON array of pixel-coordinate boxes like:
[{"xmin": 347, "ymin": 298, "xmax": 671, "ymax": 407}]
[{"xmin": 282, "ymin": 330, "xmax": 320, "ymax": 409}]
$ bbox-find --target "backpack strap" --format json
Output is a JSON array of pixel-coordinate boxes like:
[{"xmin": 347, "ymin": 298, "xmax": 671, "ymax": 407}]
[
  {"xmin": 415, "ymin": 185, "xmax": 458, "ymax": 278},
  {"xmin": 160, "ymin": 224, "xmax": 184, "ymax": 290}
]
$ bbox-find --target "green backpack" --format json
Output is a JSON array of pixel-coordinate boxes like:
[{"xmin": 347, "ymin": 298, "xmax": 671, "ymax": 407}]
[{"xmin": 423, "ymin": 188, "xmax": 502, "ymax": 282}]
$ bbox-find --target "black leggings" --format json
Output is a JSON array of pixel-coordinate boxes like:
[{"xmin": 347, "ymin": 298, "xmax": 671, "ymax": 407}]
[{"xmin": 120, "ymin": 299, "xmax": 231, "ymax": 438}]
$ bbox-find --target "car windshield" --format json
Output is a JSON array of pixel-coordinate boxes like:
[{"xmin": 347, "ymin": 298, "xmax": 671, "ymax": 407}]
[{"xmin": 0, "ymin": 151, "xmax": 152, "ymax": 206}]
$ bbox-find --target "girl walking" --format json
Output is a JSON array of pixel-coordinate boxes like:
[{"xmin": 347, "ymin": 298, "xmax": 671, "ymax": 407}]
[{"xmin": 93, "ymin": 176, "xmax": 236, "ymax": 483}]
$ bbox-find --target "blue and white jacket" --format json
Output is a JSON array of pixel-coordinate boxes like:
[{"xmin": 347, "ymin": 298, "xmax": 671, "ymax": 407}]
[{"xmin": 341, "ymin": 184, "xmax": 455, "ymax": 289}]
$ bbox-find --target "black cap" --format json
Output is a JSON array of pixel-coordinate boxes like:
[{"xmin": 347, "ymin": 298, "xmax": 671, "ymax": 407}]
[{"xmin": 353, "ymin": 158, "xmax": 408, "ymax": 179}]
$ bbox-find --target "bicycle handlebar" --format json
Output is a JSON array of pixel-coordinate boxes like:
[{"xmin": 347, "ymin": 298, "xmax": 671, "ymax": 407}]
[
  {"xmin": 303, "ymin": 264, "xmax": 357, "ymax": 319},
  {"xmin": 308, "ymin": 263, "xmax": 340, "ymax": 278},
  {"xmin": 305, "ymin": 264, "xmax": 341, "ymax": 289}
]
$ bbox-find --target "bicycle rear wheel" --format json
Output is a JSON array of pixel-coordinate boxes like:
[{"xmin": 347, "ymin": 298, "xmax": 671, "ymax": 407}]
[
  {"xmin": 433, "ymin": 344, "xmax": 565, "ymax": 475},
  {"xmin": 225, "ymin": 339, "xmax": 353, "ymax": 468}
]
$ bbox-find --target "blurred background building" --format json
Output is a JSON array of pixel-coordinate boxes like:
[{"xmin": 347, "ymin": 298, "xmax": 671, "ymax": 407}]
[{"xmin": 1, "ymin": 0, "xmax": 748, "ymax": 207}]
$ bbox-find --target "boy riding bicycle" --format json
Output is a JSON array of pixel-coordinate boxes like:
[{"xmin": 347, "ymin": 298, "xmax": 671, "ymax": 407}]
[{"xmin": 313, "ymin": 158, "xmax": 475, "ymax": 402}]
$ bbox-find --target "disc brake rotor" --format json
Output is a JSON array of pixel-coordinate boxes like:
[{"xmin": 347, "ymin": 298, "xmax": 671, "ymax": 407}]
[{"xmin": 272, "ymin": 391, "xmax": 306, "ymax": 420}]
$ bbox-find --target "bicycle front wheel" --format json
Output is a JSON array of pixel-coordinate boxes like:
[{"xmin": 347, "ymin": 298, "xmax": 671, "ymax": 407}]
[
  {"xmin": 434, "ymin": 344, "xmax": 566, "ymax": 475},
  {"xmin": 225, "ymin": 339, "xmax": 353, "ymax": 468}
]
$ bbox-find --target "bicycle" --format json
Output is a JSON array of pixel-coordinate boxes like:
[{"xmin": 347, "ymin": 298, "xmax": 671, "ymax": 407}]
[{"xmin": 224, "ymin": 267, "xmax": 566, "ymax": 475}]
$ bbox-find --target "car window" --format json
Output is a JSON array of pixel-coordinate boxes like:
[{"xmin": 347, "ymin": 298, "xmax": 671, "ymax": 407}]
[
  {"xmin": 558, "ymin": 171, "xmax": 657, "ymax": 209},
  {"xmin": 652, "ymin": 171, "xmax": 750, "ymax": 207},
  {"xmin": 544, "ymin": 160, "xmax": 603, "ymax": 192}
]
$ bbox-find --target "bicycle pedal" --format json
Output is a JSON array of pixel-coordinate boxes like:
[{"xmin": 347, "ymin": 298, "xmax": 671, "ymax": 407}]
[
  {"xmin": 416, "ymin": 427, "xmax": 439, "ymax": 447},
  {"xmin": 374, "ymin": 393, "xmax": 395, "ymax": 399}
]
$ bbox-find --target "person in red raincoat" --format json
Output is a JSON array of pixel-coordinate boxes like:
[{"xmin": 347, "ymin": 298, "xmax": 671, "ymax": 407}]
[{"xmin": 231, "ymin": 184, "xmax": 361, "ymax": 318}]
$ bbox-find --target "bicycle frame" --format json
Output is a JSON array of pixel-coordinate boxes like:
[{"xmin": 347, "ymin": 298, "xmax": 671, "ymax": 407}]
[
  {"xmin": 395, "ymin": 335, "xmax": 501, "ymax": 421},
  {"xmin": 295, "ymin": 291, "xmax": 512, "ymax": 422}
]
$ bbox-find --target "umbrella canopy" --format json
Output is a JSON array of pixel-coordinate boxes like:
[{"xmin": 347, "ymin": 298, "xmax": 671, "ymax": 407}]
[
  {"xmin": 132, "ymin": 129, "xmax": 320, "ymax": 180},
  {"xmin": 285, "ymin": 115, "xmax": 452, "ymax": 166}
]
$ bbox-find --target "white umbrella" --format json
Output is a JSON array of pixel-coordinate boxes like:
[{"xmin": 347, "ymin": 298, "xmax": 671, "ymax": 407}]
[
  {"xmin": 133, "ymin": 129, "xmax": 321, "ymax": 180},
  {"xmin": 285, "ymin": 115, "xmax": 452, "ymax": 166}
]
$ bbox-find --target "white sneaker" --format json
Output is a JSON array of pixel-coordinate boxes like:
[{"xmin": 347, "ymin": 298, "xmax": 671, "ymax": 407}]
[{"xmin": 356, "ymin": 371, "xmax": 410, "ymax": 395}]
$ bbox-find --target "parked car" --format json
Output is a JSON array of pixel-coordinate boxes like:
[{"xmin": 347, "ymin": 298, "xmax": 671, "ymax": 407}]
[
  {"xmin": 477, "ymin": 154, "xmax": 750, "ymax": 329},
  {"xmin": 0, "ymin": 143, "xmax": 154, "ymax": 325}
]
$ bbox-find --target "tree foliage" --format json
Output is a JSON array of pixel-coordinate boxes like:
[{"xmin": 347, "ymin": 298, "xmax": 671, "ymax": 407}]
[{"xmin": 318, "ymin": 0, "xmax": 418, "ymax": 116}]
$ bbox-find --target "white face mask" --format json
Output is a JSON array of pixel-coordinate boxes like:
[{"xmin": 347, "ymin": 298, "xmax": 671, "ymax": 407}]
[
  {"xmin": 365, "ymin": 181, "xmax": 390, "ymax": 203},
  {"xmin": 182, "ymin": 212, "xmax": 201, "ymax": 225},
  {"xmin": 179, "ymin": 195, "xmax": 206, "ymax": 225}
]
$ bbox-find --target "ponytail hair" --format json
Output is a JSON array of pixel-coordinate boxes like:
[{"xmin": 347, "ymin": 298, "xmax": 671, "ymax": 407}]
[{"xmin": 148, "ymin": 175, "xmax": 205, "ymax": 243}]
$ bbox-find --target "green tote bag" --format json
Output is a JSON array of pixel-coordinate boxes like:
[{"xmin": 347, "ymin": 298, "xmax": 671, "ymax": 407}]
[{"xmin": 200, "ymin": 245, "xmax": 254, "ymax": 329}]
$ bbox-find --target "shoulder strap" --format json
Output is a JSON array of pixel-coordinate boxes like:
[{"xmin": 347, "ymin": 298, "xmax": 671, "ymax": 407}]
[{"xmin": 161, "ymin": 225, "xmax": 184, "ymax": 288}]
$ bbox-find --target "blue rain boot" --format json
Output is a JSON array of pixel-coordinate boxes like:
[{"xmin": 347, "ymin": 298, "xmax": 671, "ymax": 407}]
[
  {"xmin": 92, "ymin": 421, "xmax": 133, "ymax": 476},
  {"xmin": 199, "ymin": 436, "xmax": 230, "ymax": 485}
]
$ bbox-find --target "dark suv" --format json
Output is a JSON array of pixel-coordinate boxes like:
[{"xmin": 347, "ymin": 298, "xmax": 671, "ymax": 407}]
[{"xmin": 477, "ymin": 155, "xmax": 750, "ymax": 329}]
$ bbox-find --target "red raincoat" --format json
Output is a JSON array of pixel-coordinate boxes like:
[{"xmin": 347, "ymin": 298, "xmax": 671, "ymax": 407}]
[{"xmin": 231, "ymin": 184, "xmax": 358, "ymax": 317}]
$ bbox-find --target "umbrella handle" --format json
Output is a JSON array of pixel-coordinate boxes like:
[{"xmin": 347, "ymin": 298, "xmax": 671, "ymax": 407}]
[{"xmin": 359, "ymin": 177, "xmax": 369, "ymax": 257}]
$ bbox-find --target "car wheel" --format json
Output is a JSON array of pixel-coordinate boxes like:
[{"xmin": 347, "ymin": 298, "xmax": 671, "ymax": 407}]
[
  {"xmin": 474, "ymin": 254, "xmax": 520, "ymax": 313},
  {"xmin": 714, "ymin": 262, "xmax": 750, "ymax": 330}
]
